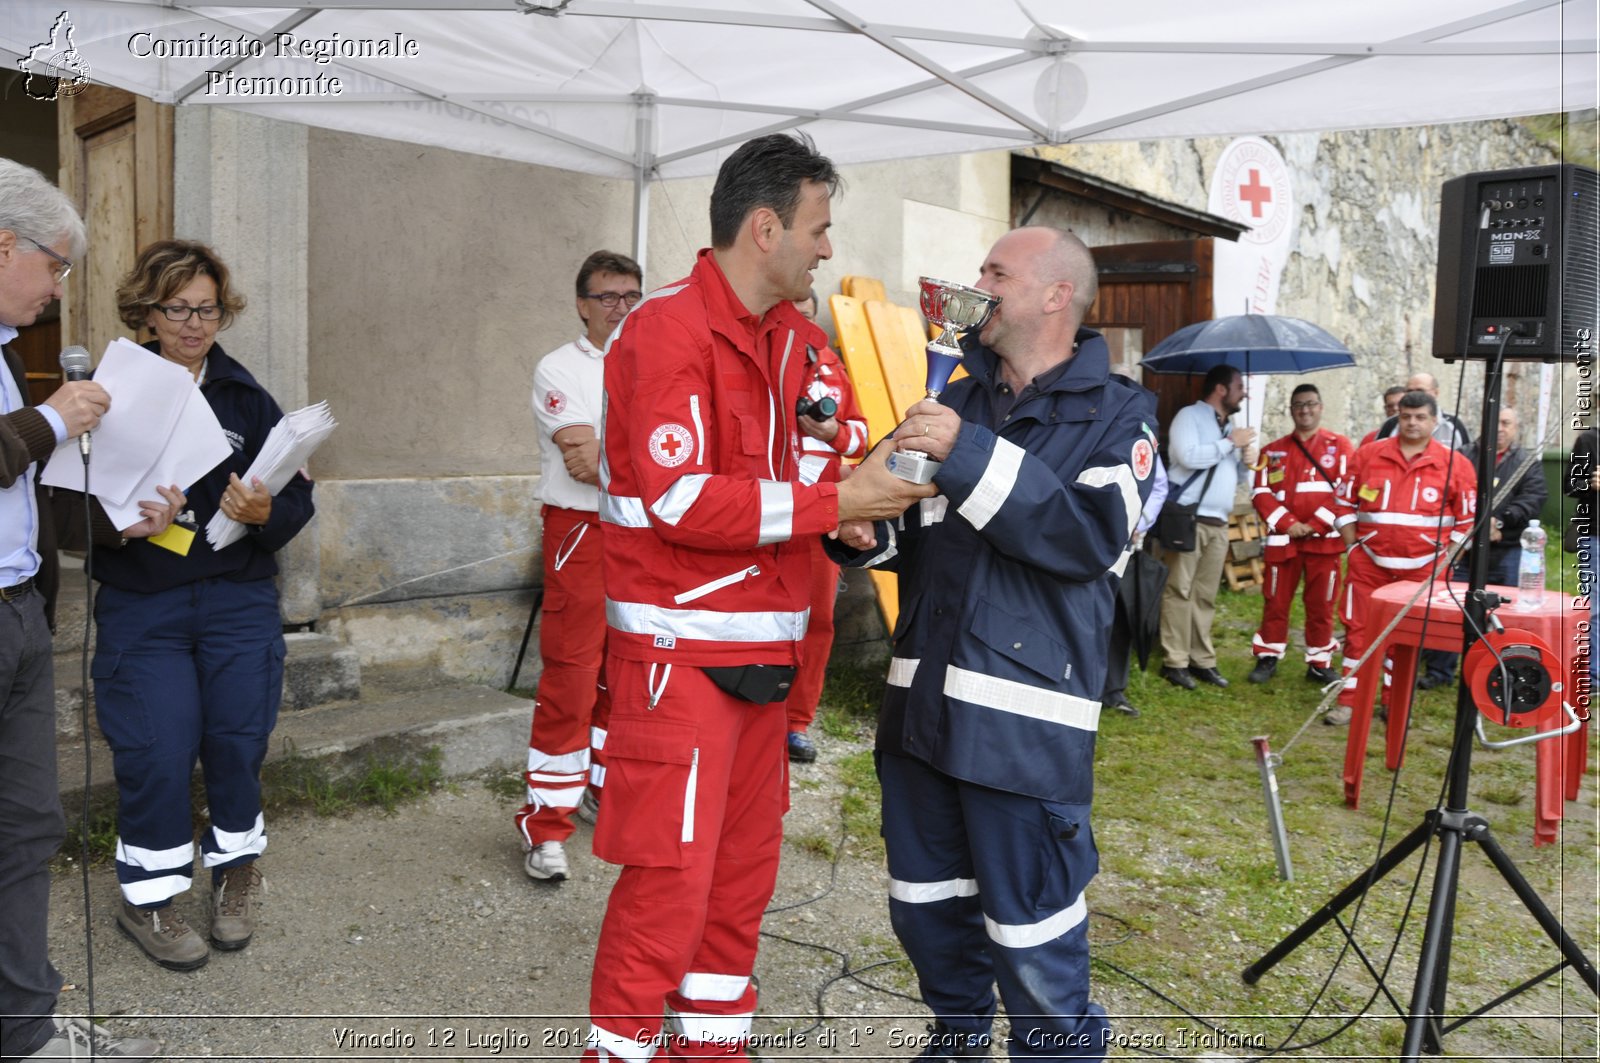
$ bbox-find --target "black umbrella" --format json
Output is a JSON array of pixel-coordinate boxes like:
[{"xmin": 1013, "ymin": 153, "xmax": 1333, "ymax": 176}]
[
  {"xmin": 1140, "ymin": 314, "xmax": 1356, "ymax": 376},
  {"xmin": 1118, "ymin": 547, "xmax": 1169, "ymax": 671}
]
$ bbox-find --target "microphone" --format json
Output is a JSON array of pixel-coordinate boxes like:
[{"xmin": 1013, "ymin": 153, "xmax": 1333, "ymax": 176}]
[{"xmin": 59, "ymin": 345, "xmax": 93, "ymax": 459}]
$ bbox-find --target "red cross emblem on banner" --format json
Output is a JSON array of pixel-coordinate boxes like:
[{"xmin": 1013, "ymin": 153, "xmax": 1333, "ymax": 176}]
[
  {"xmin": 1239, "ymin": 168, "xmax": 1273, "ymax": 218},
  {"xmin": 649, "ymin": 422, "xmax": 693, "ymax": 468}
]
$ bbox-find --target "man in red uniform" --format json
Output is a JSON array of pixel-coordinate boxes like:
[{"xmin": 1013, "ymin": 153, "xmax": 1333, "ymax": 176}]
[
  {"xmin": 1247, "ymin": 383, "xmax": 1355, "ymax": 686},
  {"xmin": 785, "ymin": 288, "xmax": 867, "ymax": 763},
  {"xmin": 583, "ymin": 133, "xmax": 933, "ymax": 1062},
  {"xmin": 1327, "ymin": 391, "xmax": 1476, "ymax": 725},
  {"xmin": 515, "ymin": 250, "xmax": 643, "ymax": 881}
]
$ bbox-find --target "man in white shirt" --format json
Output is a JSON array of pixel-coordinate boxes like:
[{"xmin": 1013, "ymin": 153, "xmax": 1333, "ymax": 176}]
[
  {"xmin": 514, "ymin": 250, "xmax": 642, "ymax": 882},
  {"xmin": 1157, "ymin": 363, "xmax": 1257, "ymax": 689}
]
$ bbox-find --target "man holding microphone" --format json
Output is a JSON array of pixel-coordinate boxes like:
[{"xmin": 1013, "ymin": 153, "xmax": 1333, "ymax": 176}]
[{"xmin": 0, "ymin": 158, "xmax": 167, "ymax": 1060}]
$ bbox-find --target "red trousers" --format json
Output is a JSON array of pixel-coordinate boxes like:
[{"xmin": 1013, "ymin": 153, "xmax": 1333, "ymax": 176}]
[
  {"xmin": 585, "ymin": 659, "xmax": 788, "ymax": 1062},
  {"xmin": 1252, "ymin": 551, "xmax": 1343, "ymax": 667},
  {"xmin": 1338, "ymin": 552, "xmax": 1433, "ymax": 708},
  {"xmin": 515, "ymin": 506, "xmax": 610, "ymax": 847},
  {"xmin": 784, "ymin": 538, "xmax": 839, "ymax": 734}
]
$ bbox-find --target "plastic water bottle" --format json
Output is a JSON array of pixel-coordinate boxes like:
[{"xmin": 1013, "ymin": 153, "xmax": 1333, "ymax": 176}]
[{"xmin": 1516, "ymin": 520, "xmax": 1547, "ymax": 611}]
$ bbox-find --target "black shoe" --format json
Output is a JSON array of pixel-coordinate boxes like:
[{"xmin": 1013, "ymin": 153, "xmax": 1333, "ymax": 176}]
[
  {"xmin": 1103, "ymin": 696, "xmax": 1141, "ymax": 718},
  {"xmin": 787, "ymin": 730, "xmax": 817, "ymax": 763},
  {"xmin": 1417, "ymin": 671, "xmax": 1453, "ymax": 691},
  {"xmin": 1160, "ymin": 666, "xmax": 1197, "ymax": 690},
  {"xmin": 1305, "ymin": 664, "xmax": 1340, "ymax": 685},
  {"xmin": 1188, "ymin": 665, "xmax": 1229, "ymax": 688},
  {"xmin": 1248, "ymin": 656, "xmax": 1279, "ymax": 684},
  {"xmin": 915, "ymin": 1022, "xmax": 992, "ymax": 1060}
]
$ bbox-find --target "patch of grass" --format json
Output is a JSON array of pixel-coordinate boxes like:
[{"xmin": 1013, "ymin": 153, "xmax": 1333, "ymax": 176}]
[
  {"xmin": 483, "ymin": 769, "xmax": 526, "ymax": 802},
  {"xmin": 835, "ymin": 749, "xmax": 884, "ymax": 859},
  {"xmin": 819, "ymin": 662, "xmax": 888, "ymax": 721},
  {"xmin": 58, "ymin": 744, "xmax": 451, "ymax": 870},
  {"xmin": 262, "ymin": 743, "xmax": 446, "ymax": 816},
  {"xmin": 788, "ymin": 832, "xmax": 839, "ymax": 861}
]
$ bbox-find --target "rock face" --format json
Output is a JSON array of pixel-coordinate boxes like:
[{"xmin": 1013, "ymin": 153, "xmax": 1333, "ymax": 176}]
[{"xmin": 1029, "ymin": 118, "xmax": 1566, "ymax": 447}]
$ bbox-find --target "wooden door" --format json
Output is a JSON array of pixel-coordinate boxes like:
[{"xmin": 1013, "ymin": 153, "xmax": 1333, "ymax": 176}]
[
  {"xmin": 56, "ymin": 85, "xmax": 172, "ymax": 362},
  {"xmin": 1086, "ymin": 238, "xmax": 1216, "ymax": 434}
]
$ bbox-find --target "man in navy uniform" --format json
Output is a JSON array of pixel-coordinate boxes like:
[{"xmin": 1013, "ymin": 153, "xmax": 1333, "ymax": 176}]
[{"xmin": 834, "ymin": 225, "xmax": 1156, "ymax": 1059}]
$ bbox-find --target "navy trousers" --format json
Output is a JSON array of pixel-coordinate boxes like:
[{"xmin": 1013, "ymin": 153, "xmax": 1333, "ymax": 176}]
[
  {"xmin": 0, "ymin": 586, "xmax": 64, "ymax": 1060},
  {"xmin": 92, "ymin": 578, "xmax": 284, "ymax": 906},
  {"xmin": 878, "ymin": 752, "xmax": 1109, "ymax": 1061}
]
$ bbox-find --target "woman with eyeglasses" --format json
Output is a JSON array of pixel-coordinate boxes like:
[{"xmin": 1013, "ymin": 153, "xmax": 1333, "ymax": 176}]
[{"xmin": 82, "ymin": 239, "xmax": 314, "ymax": 972}]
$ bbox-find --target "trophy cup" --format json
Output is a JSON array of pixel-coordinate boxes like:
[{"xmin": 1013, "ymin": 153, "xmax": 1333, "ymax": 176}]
[{"xmin": 886, "ymin": 277, "xmax": 1001, "ymax": 484}]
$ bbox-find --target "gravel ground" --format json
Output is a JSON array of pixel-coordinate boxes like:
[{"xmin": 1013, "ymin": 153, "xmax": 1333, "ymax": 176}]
[
  {"xmin": 45, "ymin": 732, "xmax": 953, "ymax": 1062},
  {"xmin": 46, "ymin": 723, "xmax": 1593, "ymax": 1062}
]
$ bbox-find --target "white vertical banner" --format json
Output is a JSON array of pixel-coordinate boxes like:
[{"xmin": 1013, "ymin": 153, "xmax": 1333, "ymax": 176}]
[
  {"xmin": 1537, "ymin": 362, "xmax": 1555, "ymax": 451},
  {"xmin": 1209, "ymin": 137, "xmax": 1298, "ymax": 434}
]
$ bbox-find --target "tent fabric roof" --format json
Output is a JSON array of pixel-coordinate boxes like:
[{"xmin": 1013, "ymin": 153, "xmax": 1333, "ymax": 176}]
[{"xmin": 3, "ymin": 1, "xmax": 1595, "ymax": 178}]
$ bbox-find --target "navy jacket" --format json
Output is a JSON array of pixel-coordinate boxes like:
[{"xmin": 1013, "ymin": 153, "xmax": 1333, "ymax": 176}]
[
  {"xmin": 834, "ymin": 329, "xmax": 1157, "ymax": 804},
  {"xmin": 90, "ymin": 342, "xmax": 314, "ymax": 594}
]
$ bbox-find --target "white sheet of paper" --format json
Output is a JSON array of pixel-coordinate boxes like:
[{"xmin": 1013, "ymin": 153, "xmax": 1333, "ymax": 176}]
[
  {"xmin": 40, "ymin": 338, "xmax": 231, "ymax": 529},
  {"xmin": 96, "ymin": 387, "xmax": 231, "ymax": 531},
  {"xmin": 41, "ymin": 338, "xmax": 199, "ymax": 505}
]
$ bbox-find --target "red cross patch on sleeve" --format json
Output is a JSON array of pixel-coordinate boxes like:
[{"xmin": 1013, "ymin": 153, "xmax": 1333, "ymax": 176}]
[
  {"xmin": 1131, "ymin": 438, "xmax": 1154, "ymax": 481},
  {"xmin": 545, "ymin": 390, "xmax": 567, "ymax": 414},
  {"xmin": 649, "ymin": 423, "xmax": 693, "ymax": 468}
]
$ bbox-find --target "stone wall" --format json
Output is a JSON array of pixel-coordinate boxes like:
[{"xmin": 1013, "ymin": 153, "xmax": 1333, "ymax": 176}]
[{"xmin": 1030, "ymin": 120, "xmax": 1568, "ymax": 449}]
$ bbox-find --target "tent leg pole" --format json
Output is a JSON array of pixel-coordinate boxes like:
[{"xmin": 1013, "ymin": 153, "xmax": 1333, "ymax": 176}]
[{"xmin": 631, "ymin": 92, "xmax": 655, "ymax": 275}]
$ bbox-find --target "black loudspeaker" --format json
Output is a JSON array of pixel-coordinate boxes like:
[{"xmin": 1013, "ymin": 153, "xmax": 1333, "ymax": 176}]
[{"xmin": 1433, "ymin": 163, "xmax": 1598, "ymax": 362}]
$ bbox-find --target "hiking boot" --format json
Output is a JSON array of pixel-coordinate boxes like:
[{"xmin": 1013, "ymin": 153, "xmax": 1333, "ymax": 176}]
[
  {"xmin": 915, "ymin": 1022, "xmax": 991, "ymax": 1059},
  {"xmin": 211, "ymin": 862, "xmax": 264, "ymax": 951},
  {"xmin": 117, "ymin": 901, "xmax": 208, "ymax": 971},
  {"xmin": 524, "ymin": 840, "xmax": 569, "ymax": 882},
  {"xmin": 787, "ymin": 730, "xmax": 818, "ymax": 763},
  {"xmin": 1305, "ymin": 664, "xmax": 1340, "ymax": 685},
  {"xmin": 1322, "ymin": 704, "xmax": 1353, "ymax": 727},
  {"xmin": 1248, "ymin": 656, "xmax": 1278, "ymax": 683},
  {"xmin": 27, "ymin": 1016, "xmax": 162, "ymax": 1059},
  {"xmin": 575, "ymin": 787, "xmax": 601, "ymax": 826}
]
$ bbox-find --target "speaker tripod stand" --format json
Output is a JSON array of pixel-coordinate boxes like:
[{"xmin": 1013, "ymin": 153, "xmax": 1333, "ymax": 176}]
[{"xmin": 1242, "ymin": 356, "xmax": 1598, "ymax": 1059}]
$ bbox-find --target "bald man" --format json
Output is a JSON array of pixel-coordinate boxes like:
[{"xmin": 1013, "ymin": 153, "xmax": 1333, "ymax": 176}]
[
  {"xmin": 834, "ymin": 225, "xmax": 1158, "ymax": 1060},
  {"xmin": 1373, "ymin": 372, "xmax": 1472, "ymax": 451}
]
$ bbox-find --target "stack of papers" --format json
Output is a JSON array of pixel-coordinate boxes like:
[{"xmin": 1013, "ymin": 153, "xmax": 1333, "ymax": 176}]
[
  {"xmin": 205, "ymin": 401, "xmax": 337, "ymax": 549},
  {"xmin": 41, "ymin": 338, "xmax": 231, "ymax": 530}
]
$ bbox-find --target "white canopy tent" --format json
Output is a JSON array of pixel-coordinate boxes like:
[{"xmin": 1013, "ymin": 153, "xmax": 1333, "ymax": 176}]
[{"xmin": 3, "ymin": 0, "xmax": 1595, "ymax": 265}]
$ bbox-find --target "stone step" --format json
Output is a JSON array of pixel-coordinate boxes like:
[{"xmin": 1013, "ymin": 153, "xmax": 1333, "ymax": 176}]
[
  {"xmin": 53, "ymin": 632, "xmax": 362, "ymax": 741},
  {"xmin": 58, "ymin": 672, "xmax": 533, "ymax": 808}
]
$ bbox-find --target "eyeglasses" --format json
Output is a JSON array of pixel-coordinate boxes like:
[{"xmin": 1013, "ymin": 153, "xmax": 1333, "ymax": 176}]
[
  {"xmin": 1290, "ymin": 401, "xmax": 1322, "ymax": 411},
  {"xmin": 152, "ymin": 303, "xmax": 224, "ymax": 322},
  {"xmin": 582, "ymin": 291, "xmax": 643, "ymax": 309},
  {"xmin": 25, "ymin": 238, "xmax": 72, "ymax": 282}
]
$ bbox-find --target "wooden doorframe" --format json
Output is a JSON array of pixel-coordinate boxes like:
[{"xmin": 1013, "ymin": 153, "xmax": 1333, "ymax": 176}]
[
  {"xmin": 57, "ymin": 85, "xmax": 172, "ymax": 350},
  {"xmin": 1086, "ymin": 238, "xmax": 1217, "ymax": 432}
]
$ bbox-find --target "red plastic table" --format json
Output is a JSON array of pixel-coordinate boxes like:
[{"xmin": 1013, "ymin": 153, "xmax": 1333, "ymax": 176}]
[{"xmin": 1343, "ymin": 580, "xmax": 1590, "ymax": 845}]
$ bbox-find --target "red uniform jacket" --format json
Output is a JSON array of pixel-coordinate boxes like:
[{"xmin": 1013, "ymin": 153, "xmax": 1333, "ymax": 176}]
[
  {"xmin": 1252, "ymin": 428, "xmax": 1356, "ymax": 560},
  {"xmin": 797, "ymin": 343, "xmax": 868, "ymax": 486},
  {"xmin": 600, "ymin": 250, "xmax": 840, "ymax": 666},
  {"xmin": 1334, "ymin": 436, "xmax": 1476, "ymax": 573}
]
